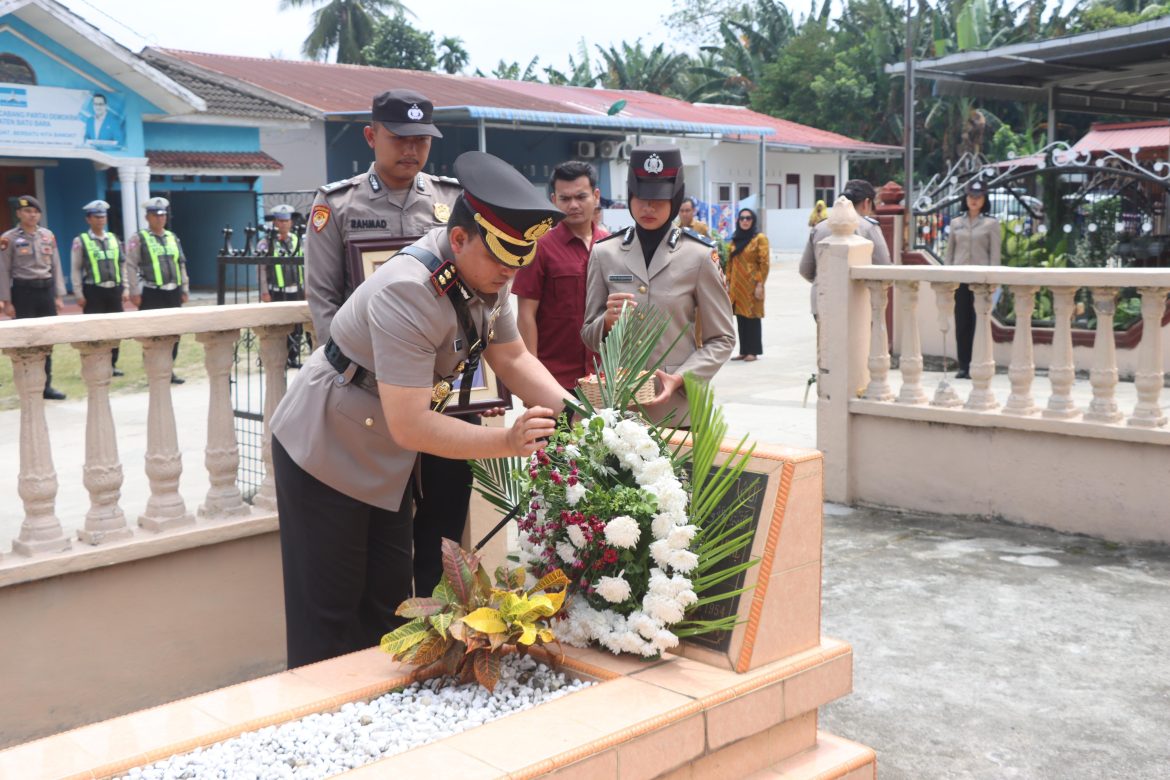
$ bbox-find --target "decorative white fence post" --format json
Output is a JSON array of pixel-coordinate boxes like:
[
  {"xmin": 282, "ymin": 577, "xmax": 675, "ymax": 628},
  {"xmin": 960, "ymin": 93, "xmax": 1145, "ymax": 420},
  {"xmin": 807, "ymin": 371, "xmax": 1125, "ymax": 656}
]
[
  {"xmin": 4, "ymin": 346, "xmax": 70, "ymax": 556},
  {"xmin": 1128, "ymin": 287, "xmax": 1169, "ymax": 428},
  {"xmin": 929, "ymin": 282, "xmax": 963, "ymax": 408},
  {"xmin": 76, "ymin": 341, "xmax": 131, "ymax": 544},
  {"xmin": 1085, "ymin": 288, "xmax": 1123, "ymax": 424},
  {"xmin": 137, "ymin": 336, "xmax": 194, "ymax": 531},
  {"xmin": 1043, "ymin": 286, "xmax": 1080, "ymax": 419},
  {"xmin": 895, "ymin": 280, "xmax": 928, "ymax": 405},
  {"xmin": 196, "ymin": 330, "xmax": 249, "ymax": 519},
  {"xmin": 252, "ymin": 325, "xmax": 293, "ymax": 511},
  {"xmin": 863, "ymin": 280, "xmax": 894, "ymax": 401},
  {"xmin": 965, "ymin": 283, "xmax": 999, "ymax": 411},
  {"xmin": 1002, "ymin": 286, "xmax": 1039, "ymax": 416}
]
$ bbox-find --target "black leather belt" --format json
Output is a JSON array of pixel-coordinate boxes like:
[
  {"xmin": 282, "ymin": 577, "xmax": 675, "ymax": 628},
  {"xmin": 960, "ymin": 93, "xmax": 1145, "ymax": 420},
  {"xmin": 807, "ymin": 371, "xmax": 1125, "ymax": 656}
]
[
  {"xmin": 324, "ymin": 338, "xmax": 379, "ymax": 394},
  {"xmin": 12, "ymin": 278, "xmax": 53, "ymax": 289}
]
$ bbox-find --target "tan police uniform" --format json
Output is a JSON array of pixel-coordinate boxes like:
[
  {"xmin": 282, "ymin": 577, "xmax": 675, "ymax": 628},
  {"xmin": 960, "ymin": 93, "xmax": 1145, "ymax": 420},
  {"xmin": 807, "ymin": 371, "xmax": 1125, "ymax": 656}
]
[
  {"xmin": 581, "ymin": 226, "xmax": 735, "ymax": 426},
  {"xmin": 305, "ymin": 165, "xmax": 460, "ymax": 344},
  {"xmin": 125, "ymin": 229, "xmax": 190, "ymax": 300},
  {"xmin": 944, "ymin": 210, "xmax": 1001, "ymax": 375},
  {"xmin": 799, "ymin": 215, "xmax": 891, "ymax": 317},
  {"xmin": 71, "ymin": 231, "xmax": 125, "ymax": 306},
  {"xmin": 0, "ymin": 225, "xmax": 66, "ymax": 303}
]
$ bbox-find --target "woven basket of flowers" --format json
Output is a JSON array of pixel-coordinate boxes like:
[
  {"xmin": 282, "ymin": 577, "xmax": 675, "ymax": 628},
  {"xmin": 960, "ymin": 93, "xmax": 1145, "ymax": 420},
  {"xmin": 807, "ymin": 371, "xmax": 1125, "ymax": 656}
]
[{"xmin": 577, "ymin": 371, "xmax": 657, "ymax": 408}]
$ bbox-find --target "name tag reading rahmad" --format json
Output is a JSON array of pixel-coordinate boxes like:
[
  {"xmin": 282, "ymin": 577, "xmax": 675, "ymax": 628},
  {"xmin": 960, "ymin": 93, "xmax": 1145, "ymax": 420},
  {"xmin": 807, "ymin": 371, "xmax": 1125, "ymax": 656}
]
[{"xmin": 608, "ymin": 274, "xmax": 634, "ymax": 282}]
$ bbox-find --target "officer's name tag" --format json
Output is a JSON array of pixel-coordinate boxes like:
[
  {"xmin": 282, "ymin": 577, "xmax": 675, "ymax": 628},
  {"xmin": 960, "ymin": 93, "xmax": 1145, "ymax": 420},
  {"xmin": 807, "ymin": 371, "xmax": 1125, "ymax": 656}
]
[{"xmin": 608, "ymin": 274, "xmax": 634, "ymax": 282}]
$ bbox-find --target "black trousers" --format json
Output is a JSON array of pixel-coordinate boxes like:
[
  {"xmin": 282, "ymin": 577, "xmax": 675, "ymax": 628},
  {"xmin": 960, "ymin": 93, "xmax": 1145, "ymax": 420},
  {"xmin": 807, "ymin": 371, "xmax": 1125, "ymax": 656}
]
[
  {"xmin": 273, "ymin": 436, "xmax": 414, "ymax": 669},
  {"xmin": 736, "ymin": 315, "xmax": 763, "ymax": 356},
  {"xmin": 412, "ymin": 416, "xmax": 480, "ymax": 597},
  {"xmin": 138, "ymin": 286, "xmax": 184, "ymax": 361},
  {"xmin": 954, "ymin": 284, "xmax": 975, "ymax": 373},
  {"xmin": 11, "ymin": 281, "xmax": 57, "ymax": 388},
  {"xmin": 268, "ymin": 289, "xmax": 312, "ymax": 365},
  {"xmin": 83, "ymin": 283, "xmax": 124, "ymax": 366}
]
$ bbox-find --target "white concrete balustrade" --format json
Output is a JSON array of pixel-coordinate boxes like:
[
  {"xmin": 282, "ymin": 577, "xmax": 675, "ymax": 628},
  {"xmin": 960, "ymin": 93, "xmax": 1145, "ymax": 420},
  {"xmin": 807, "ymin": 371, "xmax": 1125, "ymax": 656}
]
[
  {"xmin": 815, "ymin": 200, "xmax": 1170, "ymax": 543},
  {"xmin": 0, "ymin": 303, "xmax": 310, "ymax": 574}
]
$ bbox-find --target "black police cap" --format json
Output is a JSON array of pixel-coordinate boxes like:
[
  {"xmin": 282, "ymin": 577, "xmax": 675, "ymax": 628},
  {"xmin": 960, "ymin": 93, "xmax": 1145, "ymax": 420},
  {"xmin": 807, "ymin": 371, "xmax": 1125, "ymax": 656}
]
[
  {"xmin": 16, "ymin": 195, "xmax": 41, "ymax": 212},
  {"xmin": 627, "ymin": 145, "xmax": 684, "ymax": 201},
  {"xmin": 453, "ymin": 151, "xmax": 564, "ymax": 268},
  {"xmin": 372, "ymin": 89, "xmax": 442, "ymax": 138},
  {"xmin": 965, "ymin": 178, "xmax": 988, "ymax": 196}
]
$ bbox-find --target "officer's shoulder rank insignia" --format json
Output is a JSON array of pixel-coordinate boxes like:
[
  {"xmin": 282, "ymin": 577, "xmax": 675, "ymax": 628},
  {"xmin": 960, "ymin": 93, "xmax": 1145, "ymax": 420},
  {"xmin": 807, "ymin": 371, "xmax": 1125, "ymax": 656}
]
[
  {"xmin": 681, "ymin": 227, "xmax": 716, "ymax": 247},
  {"xmin": 596, "ymin": 230, "xmax": 625, "ymax": 244},
  {"xmin": 429, "ymin": 260, "xmax": 458, "ymax": 296},
  {"xmin": 368, "ymin": 174, "xmax": 382, "ymax": 193},
  {"xmin": 310, "ymin": 204, "xmax": 331, "ymax": 233},
  {"xmin": 433, "ymin": 175, "xmax": 460, "ymax": 187},
  {"xmin": 434, "ymin": 203, "xmax": 451, "ymax": 223},
  {"xmin": 319, "ymin": 178, "xmax": 357, "ymax": 196}
]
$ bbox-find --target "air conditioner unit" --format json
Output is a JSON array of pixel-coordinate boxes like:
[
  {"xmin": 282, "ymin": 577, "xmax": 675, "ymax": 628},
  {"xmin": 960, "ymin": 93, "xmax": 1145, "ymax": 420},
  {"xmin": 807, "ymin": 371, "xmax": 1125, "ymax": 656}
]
[
  {"xmin": 597, "ymin": 140, "xmax": 620, "ymax": 159},
  {"xmin": 617, "ymin": 141, "xmax": 633, "ymax": 160},
  {"xmin": 573, "ymin": 141, "xmax": 596, "ymax": 158}
]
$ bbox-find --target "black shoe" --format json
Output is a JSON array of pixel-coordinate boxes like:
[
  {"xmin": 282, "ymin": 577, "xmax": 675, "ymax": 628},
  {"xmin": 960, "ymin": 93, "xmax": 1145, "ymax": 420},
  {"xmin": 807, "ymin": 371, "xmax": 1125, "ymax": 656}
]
[
  {"xmin": 112, "ymin": 368, "xmax": 124, "ymax": 377},
  {"xmin": 954, "ymin": 369, "xmax": 971, "ymax": 379},
  {"xmin": 170, "ymin": 374, "xmax": 185, "ymax": 385},
  {"xmin": 43, "ymin": 387, "xmax": 66, "ymax": 400}
]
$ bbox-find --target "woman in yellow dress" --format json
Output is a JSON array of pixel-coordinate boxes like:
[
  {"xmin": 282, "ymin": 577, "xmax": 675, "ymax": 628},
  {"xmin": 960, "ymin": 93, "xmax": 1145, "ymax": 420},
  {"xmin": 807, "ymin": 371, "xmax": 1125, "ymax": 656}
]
[{"xmin": 727, "ymin": 208, "xmax": 769, "ymax": 362}]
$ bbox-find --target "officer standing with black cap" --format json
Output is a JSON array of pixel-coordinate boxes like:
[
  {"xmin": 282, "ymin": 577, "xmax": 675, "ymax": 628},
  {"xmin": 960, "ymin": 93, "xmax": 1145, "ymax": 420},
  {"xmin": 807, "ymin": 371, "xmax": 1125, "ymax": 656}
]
[
  {"xmin": 0, "ymin": 195, "xmax": 67, "ymax": 399},
  {"xmin": 944, "ymin": 178, "xmax": 1001, "ymax": 378},
  {"xmin": 126, "ymin": 196, "xmax": 189, "ymax": 384},
  {"xmin": 303, "ymin": 89, "xmax": 474, "ymax": 600},
  {"xmin": 257, "ymin": 204, "xmax": 308, "ymax": 368},
  {"xmin": 271, "ymin": 151, "xmax": 573, "ymax": 668},
  {"xmin": 581, "ymin": 146, "xmax": 735, "ymax": 427},
  {"xmin": 71, "ymin": 199, "xmax": 127, "ymax": 375}
]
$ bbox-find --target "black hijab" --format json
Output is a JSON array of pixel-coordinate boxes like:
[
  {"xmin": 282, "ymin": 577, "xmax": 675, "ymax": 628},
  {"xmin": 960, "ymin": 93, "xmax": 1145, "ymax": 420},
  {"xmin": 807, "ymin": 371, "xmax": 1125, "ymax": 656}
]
[{"xmin": 731, "ymin": 209, "xmax": 759, "ymax": 256}]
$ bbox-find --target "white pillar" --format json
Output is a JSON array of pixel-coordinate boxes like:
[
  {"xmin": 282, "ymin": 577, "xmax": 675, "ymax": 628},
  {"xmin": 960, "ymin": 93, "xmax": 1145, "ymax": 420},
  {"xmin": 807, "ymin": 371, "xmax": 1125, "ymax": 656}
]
[
  {"xmin": 1003, "ymin": 286, "xmax": 1039, "ymax": 416},
  {"xmin": 134, "ymin": 167, "xmax": 152, "ymax": 230},
  {"xmin": 196, "ymin": 330, "xmax": 249, "ymax": 519},
  {"xmin": 1043, "ymin": 286, "xmax": 1079, "ymax": 419},
  {"xmin": 253, "ymin": 324, "xmax": 294, "ymax": 511},
  {"xmin": 1128, "ymin": 287, "xmax": 1169, "ymax": 428},
  {"xmin": 117, "ymin": 167, "xmax": 138, "ymax": 242}
]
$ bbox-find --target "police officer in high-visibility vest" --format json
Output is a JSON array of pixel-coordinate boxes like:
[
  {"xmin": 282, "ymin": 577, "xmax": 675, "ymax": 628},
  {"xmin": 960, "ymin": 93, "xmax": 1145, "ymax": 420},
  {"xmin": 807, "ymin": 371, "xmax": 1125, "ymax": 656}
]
[
  {"xmin": 70, "ymin": 199, "xmax": 128, "ymax": 376},
  {"xmin": 0, "ymin": 195, "xmax": 67, "ymax": 400},
  {"xmin": 257, "ymin": 203, "xmax": 309, "ymax": 368},
  {"xmin": 126, "ymin": 196, "xmax": 189, "ymax": 384}
]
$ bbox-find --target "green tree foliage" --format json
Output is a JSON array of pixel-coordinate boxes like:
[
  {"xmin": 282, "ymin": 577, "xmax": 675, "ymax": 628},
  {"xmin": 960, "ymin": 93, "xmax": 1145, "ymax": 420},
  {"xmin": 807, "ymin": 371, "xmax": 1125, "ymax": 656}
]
[
  {"xmin": 595, "ymin": 40, "xmax": 692, "ymax": 95},
  {"xmin": 436, "ymin": 37, "xmax": 470, "ymax": 74},
  {"xmin": 281, "ymin": 0, "xmax": 410, "ymax": 64},
  {"xmin": 361, "ymin": 13, "xmax": 437, "ymax": 70}
]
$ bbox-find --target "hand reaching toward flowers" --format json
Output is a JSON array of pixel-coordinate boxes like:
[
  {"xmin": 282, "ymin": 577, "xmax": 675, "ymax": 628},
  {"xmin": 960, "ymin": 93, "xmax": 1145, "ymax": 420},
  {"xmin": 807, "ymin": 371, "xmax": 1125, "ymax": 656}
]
[
  {"xmin": 508, "ymin": 406, "xmax": 558, "ymax": 456},
  {"xmin": 646, "ymin": 369, "xmax": 683, "ymax": 409}
]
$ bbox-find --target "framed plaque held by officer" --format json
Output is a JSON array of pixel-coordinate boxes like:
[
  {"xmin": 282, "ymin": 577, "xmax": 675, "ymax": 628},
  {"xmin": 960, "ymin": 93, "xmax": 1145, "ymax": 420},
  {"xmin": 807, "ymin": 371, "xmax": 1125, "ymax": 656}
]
[{"xmin": 346, "ymin": 235, "xmax": 419, "ymax": 284}]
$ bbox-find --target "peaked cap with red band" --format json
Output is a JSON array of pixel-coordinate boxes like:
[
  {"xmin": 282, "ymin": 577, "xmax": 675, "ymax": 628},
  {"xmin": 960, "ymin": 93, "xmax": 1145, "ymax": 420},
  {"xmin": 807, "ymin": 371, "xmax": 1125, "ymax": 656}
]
[
  {"xmin": 453, "ymin": 151, "xmax": 564, "ymax": 268},
  {"xmin": 627, "ymin": 145, "xmax": 685, "ymax": 202}
]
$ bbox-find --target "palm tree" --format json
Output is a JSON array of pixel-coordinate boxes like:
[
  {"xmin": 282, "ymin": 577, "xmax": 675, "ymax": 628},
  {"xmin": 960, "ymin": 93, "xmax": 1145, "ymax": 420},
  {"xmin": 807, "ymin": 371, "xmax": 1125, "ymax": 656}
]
[
  {"xmin": 545, "ymin": 39, "xmax": 599, "ymax": 87},
  {"xmin": 595, "ymin": 40, "xmax": 692, "ymax": 95},
  {"xmin": 280, "ymin": 0, "xmax": 410, "ymax": 64},
  {"xmin": 436, "ymin": 36, "xmax": 470, "ymax": 74},
  {"xmin": 686, "ymin": 0, "xmax": 797, "ymax": 103},
  {"xmin": 476, "ymin": 57, "xmax": 542, "ymax": 82}
]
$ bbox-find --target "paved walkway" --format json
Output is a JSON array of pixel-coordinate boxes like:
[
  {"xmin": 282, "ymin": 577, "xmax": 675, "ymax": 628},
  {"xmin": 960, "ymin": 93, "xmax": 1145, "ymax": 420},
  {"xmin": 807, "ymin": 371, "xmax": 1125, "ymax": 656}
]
[{"xmin": 2, "ymin": 256, "xmax": 1168, "ymax": 776}]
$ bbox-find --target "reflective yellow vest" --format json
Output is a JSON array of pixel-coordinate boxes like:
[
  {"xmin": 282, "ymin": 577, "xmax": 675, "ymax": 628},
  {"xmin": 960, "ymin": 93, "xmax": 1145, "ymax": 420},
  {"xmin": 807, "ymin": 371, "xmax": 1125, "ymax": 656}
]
[
  {"xmin": 271, "ymin": 233, "xmax": 303, "ymax": 288},
  {"xmin": 79, "ymin": 232, "xmax": 121, "ymax": 285},
  {"xmin": 139, "ymin": 230, "xmax": 181, "ymax": 287}
]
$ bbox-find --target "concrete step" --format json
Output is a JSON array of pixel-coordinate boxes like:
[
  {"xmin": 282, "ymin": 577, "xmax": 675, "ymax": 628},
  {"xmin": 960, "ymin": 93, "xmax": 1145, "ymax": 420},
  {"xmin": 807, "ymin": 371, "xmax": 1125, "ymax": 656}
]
[{"xmin": 746, "ymin": 731, "xmax": 877, "ymax": 780}]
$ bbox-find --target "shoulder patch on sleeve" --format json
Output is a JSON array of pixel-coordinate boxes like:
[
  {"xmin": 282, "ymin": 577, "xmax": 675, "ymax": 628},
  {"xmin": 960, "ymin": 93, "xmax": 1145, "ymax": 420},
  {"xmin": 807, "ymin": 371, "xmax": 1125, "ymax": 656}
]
[
  {"xmin": 681, "ymin": 227, "xmax": 716, "ymax": 247},
  {"xmin": 319, "ymin": 177, "xmax": 357, "ymax": 196}
]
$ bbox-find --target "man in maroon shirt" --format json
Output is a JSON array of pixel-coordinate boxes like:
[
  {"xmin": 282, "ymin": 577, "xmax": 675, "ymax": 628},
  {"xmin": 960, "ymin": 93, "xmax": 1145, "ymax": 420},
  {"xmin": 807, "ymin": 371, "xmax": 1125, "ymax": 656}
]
[{"xmin": 514, "ymin": 161, "xmax": 607, "ymax": 389}]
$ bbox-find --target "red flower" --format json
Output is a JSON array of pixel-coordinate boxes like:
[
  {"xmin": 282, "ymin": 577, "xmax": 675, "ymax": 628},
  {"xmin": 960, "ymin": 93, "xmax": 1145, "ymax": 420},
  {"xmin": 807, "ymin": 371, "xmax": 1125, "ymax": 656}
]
[{"xmin": 602, "ymin": 548, "xmax": 618, "ymax": 564}]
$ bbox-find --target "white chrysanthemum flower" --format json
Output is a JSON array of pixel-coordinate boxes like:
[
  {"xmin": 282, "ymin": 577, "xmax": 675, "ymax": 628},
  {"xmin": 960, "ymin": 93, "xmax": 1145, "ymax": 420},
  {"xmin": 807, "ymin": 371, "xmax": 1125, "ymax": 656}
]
[
  {"xmin": 596, "ymin": 574, "xmax": 632, "ymax": 604},
  {"xmin": 667, "ymin": 548, "xmax": 700, "ymax": 573},
  {"xmin": 627, "ymin": 611, "xmax": 662, "ymax": 640},
  {"xmin": 617, "ymin": 630, "xmax": 648, "ymax": 655},
  {"xmin": 667, "ymin": 524, "xmax": 697, "ymax": 550},
  {"xmin": 637, "ymin": 458, "xmax": 673, "ymax": 485},
  {"xmin": 564, "ymin": 444, "xmax": 581, "ymax": 459},
  {"xmin": 565, "ymin": 481, "xmax": 586, "ymax": 506},
  {"xmin": 596, "ymin": 409, "xmax": 619, "ymax": 426},
  {"xmin": 656, "ymin": 486, "xmax": 688, "ymax": 515},
  {"xmin": 649, "ymin": 539, "xmax": 672, "ymax": 568},
  {"xmin": 652, "ymin": 629, "xmax": 680, "ymax": 652},
  {"xmin": 635, "ymin": 440, "xmax": 660, "ymax": 461},
  {"xmin": 604, "ymin": 515, "xmax": 641, "ymax": 549},
  {"xmin": 556, "ymin": 541, "xmax": 577, "ymax": 564},
  {"xmin": 644, "ymin": 594, "xmax": 686, "ymax": 624},
  {"xmin": 566, "ymin": 524, "xmax": 587, "ymax": 548},
  {"xmin": 676, "ymin": 588, "xmax": 698, "ymax": 608},
  {"xmin": 651, "ymin": 512, "xmax": 676, "ymax": 540}
]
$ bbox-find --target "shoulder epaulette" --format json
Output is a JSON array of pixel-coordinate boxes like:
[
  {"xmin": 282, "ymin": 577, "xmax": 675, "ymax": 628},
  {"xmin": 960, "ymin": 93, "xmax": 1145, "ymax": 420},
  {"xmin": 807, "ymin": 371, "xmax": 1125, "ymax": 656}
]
[
  {"xmin": 681, "ymin": 227, "xmax": 716, "ymax": 247},
  {"xmin": 431, "ymin": 174, "xmax": 461, "ymax": 187},
  {"xmin": 597, "ymin": 227, "xmax": 632, "ymax": 245},
  {"xmin": 864, "ymin": 216, "xmax": 880, "ymax": 225},
  {"xmin": 667, "ymin": 227, "xmax": 682, "ymax": 248},
  {"xmin": 319, "ymin": 177, "xmax": 358, "ymax": 196}
]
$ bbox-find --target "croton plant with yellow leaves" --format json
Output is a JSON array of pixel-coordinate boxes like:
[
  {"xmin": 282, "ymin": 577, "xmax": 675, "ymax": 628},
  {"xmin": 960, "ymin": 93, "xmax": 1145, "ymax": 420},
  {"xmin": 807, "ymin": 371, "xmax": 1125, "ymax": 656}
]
[{"xmin": 380, "ymin": 537, "xmax": 569, "ymax": 691}]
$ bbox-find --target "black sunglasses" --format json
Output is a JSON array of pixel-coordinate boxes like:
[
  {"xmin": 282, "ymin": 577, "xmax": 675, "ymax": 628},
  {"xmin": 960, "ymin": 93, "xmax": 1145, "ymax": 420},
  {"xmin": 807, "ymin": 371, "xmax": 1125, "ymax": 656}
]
[{"xmin": 738, "ymin": 214, "xmax": 754, "ymax": 221}]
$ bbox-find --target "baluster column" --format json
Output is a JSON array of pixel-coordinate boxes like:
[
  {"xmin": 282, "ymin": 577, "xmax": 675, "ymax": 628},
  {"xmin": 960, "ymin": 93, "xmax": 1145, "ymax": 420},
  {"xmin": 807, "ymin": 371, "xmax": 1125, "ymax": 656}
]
[
  {"xmin": 1002, "ymin": 286, "xmax": 1039, "ymax": 416},
  {"xmin": 863, "ymin": 280, "xmax": 894, "ymax": 401},
  {"xmin": 253, "ymin": 325, "xmax": 294, "ymax": 511},
  {"xmin": 196, "ymin": 330, "xmax": 249, "ymax": 518},
  {"xmin": 1127, "ymin": 287, "xmax": 1169, "ymax": 428},
  {"xmin": 4, "ymin": 346, "xmax": 70, "ymax": 556},
  {"xmin": 1085, "ymin": 288, "xmax": 1123, "ymax": 424},
  {"xmin": 1043, "ymin": 286, "xmax": 1080, "ymax": 419},
  {"xmin": 76, "ymin": 341, "xmax": 131, "ymax": 544},
  {"xmin": 965, "ymin": 283, "xmax": 999, "ymax": 411},
  {"xmin": 137, "ymin": 336, "xmax": 194, "ymax": 531},
  {"xmin": 895, "ymin": 280, "xmax": 928, "ymax": 404},
  {"xmin": 930, "ymin": 282, "xmax": 962, "ymax": 408}
]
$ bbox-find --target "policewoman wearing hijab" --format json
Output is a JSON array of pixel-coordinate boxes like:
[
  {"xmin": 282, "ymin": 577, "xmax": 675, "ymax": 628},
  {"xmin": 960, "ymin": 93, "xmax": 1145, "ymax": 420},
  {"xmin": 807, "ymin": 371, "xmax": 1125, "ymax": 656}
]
[
  {"xmin": 944, "ymin": 178, "xmax": 1001, "ymax": 379},
  {"xmin": 727, "ymin": 208, "xmax": 770, "ymax": 362},
  {"xmin": 581, "ymin": 146, "xmax": 735, "ymax": 427},
  {"xmin": 270, "ymin": 152, "xmax": 574, "ymax": 668}
]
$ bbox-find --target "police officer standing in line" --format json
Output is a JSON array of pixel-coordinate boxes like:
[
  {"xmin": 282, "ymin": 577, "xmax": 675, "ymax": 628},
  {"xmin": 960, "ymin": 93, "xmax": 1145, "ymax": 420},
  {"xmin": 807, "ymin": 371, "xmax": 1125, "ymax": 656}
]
[
  {"xmin": 944, "ymin": 178, "xmax": 1001, "ymax": 379},
  {"xmin": 0, "ymin": 195, "xmax": 67, "ymax": 400},
  {"xmin": 272, "ymin": 151, "xmax": 573, "ymax": 668},
  {"xmin": 257, "ymin": 204, "xmax": 308, "ymax": 368},
  {"xmin": 303, "ymin": 89, "xmax": 477, "ymax": 600},
  {"xmin": 71, "ymin": 199, "xmax": 127, "ymax": 376},
  {"xmin": 126, "ymin": 196, "xmax": 189, "ymax": 384}
]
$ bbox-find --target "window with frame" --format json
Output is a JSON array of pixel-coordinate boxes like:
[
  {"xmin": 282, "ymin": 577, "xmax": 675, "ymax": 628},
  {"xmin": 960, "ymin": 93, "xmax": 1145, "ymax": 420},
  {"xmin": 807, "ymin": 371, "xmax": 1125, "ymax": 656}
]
[
  {"xmin": 737, "ymin": 184, "xmax": 751, "ymax": 202},
  {"xmin": 785, "ymin": 174, "xmax": 800, "ymax": 209},
  {"xmin": 814, "ymin": 175, "xmax": 836, "ymax": 205},
  {"xmin": 0, "ymin": 54, "xmax": 36, "ymax": 85}
]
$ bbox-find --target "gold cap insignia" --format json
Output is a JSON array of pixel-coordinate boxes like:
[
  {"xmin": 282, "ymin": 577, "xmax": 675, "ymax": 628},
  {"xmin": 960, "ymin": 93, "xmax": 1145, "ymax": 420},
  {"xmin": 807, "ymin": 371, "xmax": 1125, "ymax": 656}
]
[
  {"xmin": 434, "ymin": 202, "xmax": 451, "ymax": 223},
  {"xmin": 432, "ymin": 380, "xmax": 452, "ymax": 404},
  {"xmin": 524, "ymin": 217, "xmax": 554, "ymax": 241}
]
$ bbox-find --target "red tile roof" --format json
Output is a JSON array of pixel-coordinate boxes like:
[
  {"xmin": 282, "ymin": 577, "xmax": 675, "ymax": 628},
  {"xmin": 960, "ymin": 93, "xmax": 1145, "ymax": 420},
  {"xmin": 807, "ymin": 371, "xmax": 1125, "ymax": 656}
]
[
  {"xmin": 1073, "ymin": 120, "xmax": 1170, "ymax": 154},
  {"xmin": 147, "ymin": 150, "xmax": 283, "ymax": 171},
  {"xmin": 156, "ymin": 49, "xmax": 897, "ymax": 154}
]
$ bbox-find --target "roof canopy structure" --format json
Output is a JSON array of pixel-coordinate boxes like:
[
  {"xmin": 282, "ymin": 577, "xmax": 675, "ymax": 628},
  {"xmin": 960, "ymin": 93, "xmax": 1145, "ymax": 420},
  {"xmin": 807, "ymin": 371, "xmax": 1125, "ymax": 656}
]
[{"xmin": 888, "ymin": 18, "xmax": 1170, "ymax": 120}]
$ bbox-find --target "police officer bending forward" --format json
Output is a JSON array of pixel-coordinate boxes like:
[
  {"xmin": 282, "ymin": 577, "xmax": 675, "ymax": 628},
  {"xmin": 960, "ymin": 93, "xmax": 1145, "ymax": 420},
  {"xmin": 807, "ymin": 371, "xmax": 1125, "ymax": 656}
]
[{"xmin": 270, "ymin": 152, "xmax": 573, "ymax": 668}]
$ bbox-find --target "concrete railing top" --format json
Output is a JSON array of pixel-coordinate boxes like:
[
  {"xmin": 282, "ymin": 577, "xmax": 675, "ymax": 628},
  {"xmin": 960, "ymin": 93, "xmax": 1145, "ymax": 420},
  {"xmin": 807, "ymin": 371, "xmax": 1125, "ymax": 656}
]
[
  {"xmin": 0, "ymin": 302, "xmax": 310, "ymax": 350},
  {"xmin": 851, "ymin": 265, "xmax": 1170, "ymax": 288}
]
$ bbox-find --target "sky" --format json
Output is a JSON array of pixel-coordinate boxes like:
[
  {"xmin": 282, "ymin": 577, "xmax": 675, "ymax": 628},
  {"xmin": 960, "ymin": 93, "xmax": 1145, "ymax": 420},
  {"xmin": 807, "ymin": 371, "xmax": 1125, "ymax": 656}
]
[{"xmin": 67, "ymin": 0, "xmax": 681, "ymax": 75}]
